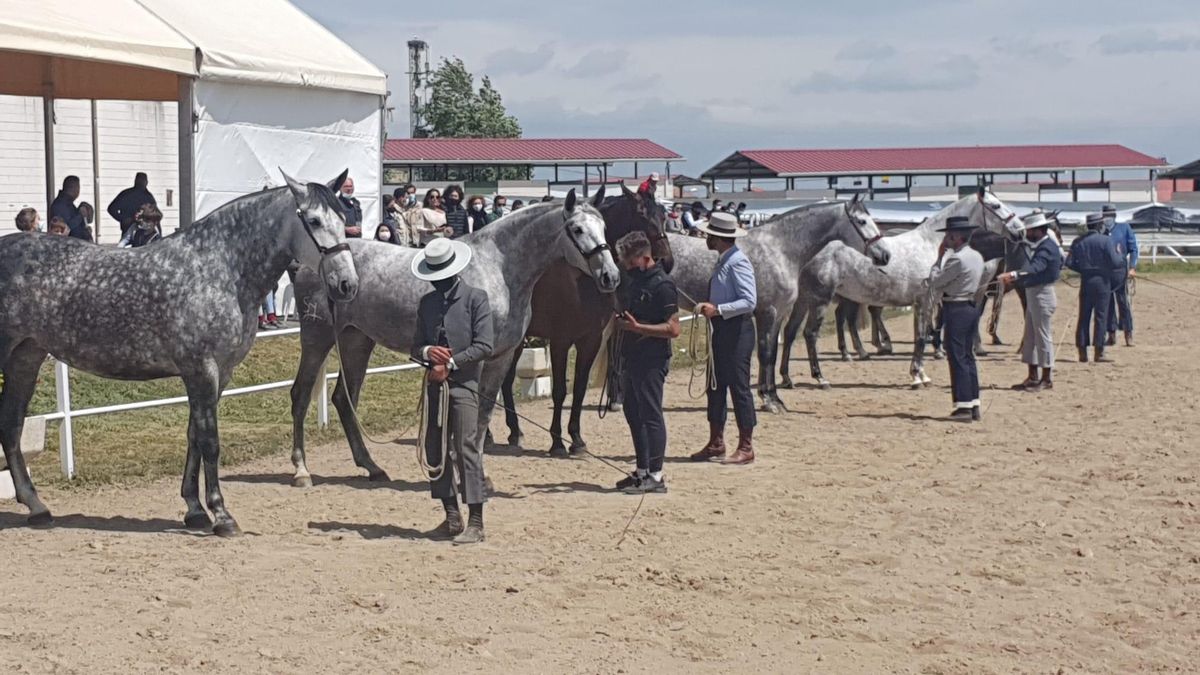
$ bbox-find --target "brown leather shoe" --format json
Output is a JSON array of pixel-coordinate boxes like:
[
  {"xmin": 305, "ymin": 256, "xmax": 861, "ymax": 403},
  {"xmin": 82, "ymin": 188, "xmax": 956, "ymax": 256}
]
[
  {"xmin": 690, "ymin": 423, "xmax": 726, "ymax": 462},
  {"xmin": 722, "ymin": 428, "xmax": 755, "ymax": 465}
]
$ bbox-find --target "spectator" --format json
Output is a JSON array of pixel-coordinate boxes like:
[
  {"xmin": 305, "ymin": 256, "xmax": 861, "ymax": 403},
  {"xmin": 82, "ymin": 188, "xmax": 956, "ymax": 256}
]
[
  {"xmin": 467, "ymin": 195, "xmax": 490, "ymax": 233},
  {"xmin": 50, "ymin": 175, "xmax": 94, "ymax": 242},
  {"xmin": 381, "ymin": 194, "xmax": 402, "ymax": 230},
  {"xmin": 710, "ymin": 199, "xmax": 723, "ymax": 216},
  {"xmin": 48, "ymin": 217, "xmax": 69, "ymax": 236},
  {"xmin": 394, "ymin": 183, "xmax": 419, "ymax": 210},
  {"xmin": 107, "ymin": 172, "xmax": 157, "ymax": 236},
  {"xmin": 120, "ymin": 203, "xmax": 163, "ymax": 248},
  {"xmin": 442, "ymin": 183, "xmax": 469, "ymax": 238},
  {"xmin": 665, "ymin": 203, "xmax": 684, "ymax": 233},
  {"xmin": 418, "ymin": 188, "xmax": 451, "ymax": 245},
  {"xmin": 682, "ymin": 201, "xmax": 705, "ymax": 236},
  {"xmin": 15, "ymin": 207, "xmax": 39, "ymax": 233},
  {"xmin": 541, "ymin": 195, "xmax": 555, "ymax": 203},
  {"xmin": 638, "ymin": 172, "xmax": 660, "ymax": 200},
  {"xmin": 489, "ymin": 195, "xmax": 508, "ymax": 223},
  {"xmin": 259, "ymin": 290, "xmax": 280, "ymax": 330},
  {"xmin": 374, "ymin": 222, "xmax": 401, "ymax": 244},
  {"xmin": 510, "ymin": 199, "xmax": 525, "ymax": 212},
  {"xmin": 338, "ymin": 176, "xmax": 363, "ymax": 238},
  {"xmin": 389, "ymin": 188, "xmax": 422, "ymax": 247}
]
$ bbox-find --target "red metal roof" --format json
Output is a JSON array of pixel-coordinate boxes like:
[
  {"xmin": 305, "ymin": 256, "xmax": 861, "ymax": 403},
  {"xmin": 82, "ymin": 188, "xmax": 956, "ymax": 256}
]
[
  {"xmin": 728, "ymin": 144, "xmax": 1167, "ymax": 177},
  {"xmin": 384, "ymin": 138, "xmax": 682, "ymax": 164}
]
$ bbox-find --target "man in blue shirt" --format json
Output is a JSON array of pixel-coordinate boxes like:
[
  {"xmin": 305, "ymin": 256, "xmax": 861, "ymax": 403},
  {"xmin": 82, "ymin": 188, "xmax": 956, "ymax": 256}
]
[
  {"xmin": 1101, "ymin": 205, "xmax": 1138, "ymax": 347},
  {"xmin": 691, "ymin": 212, "xmax": 758, "ymax": 465},
  {"xmin": 1066, "ymin": 213, "xmax": 1124, "ymax": 363}
]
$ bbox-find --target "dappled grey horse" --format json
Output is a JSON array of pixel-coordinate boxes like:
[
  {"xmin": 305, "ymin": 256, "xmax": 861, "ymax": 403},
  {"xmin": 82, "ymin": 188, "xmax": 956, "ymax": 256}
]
[
  {"xmin": 792, "ymin": 189, "xmax": 1017, "ymax": 389},
  {"xmin": 666, "ymin": 197, "xmax": 890, "ymax": 412},
  {"xmin": 0, "ymin": 171, "xmax": 359, "ymax": 535},
  {"xmin": 287, "ymin": 190, "xmax": 620, "ymax": 486}
]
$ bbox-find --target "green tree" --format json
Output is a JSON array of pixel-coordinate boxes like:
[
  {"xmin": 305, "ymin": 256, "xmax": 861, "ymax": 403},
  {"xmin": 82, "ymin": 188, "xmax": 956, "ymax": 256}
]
[{"xmin": 416, "ymin": 57, "xmax": 529, "ymax": 180}]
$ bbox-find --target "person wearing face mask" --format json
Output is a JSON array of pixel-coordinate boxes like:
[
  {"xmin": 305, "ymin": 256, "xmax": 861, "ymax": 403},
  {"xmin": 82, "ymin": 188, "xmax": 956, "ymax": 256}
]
[
  {"xmin": 338, "ymin": 176, "xmax": 363, "ymax": 238},
  {"xmin": 442, "ymin": 184, "xmax": 469, "ymax": 238},
  {"xmin": 999, "ymin": 213, "xmax": 1063, "ymax": 392},
  {"xmin": 489, "ymin": 195, "xmax": 508, "ymax": 223},
  {"xmin": 691, "ymin": 212, "xmax": 758, "ymax": 464},
  {"xmin": 410, "ymin": 238, "xmax": 495, "ymax": 544},
  {"xmin": 374, "ymin": 222, "xmax": 401, "ymax": 245},
  {"xmin": 466, "ymin": 195, "xmax": 489, "ymax": 233},
  {"xmin": 612, "ymin": 231, "xmax": 681, "ymax": 494}
]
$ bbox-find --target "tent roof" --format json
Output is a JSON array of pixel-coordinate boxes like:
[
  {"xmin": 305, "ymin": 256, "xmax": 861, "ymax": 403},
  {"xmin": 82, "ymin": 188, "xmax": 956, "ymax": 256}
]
[
  {"xmin": 1161, "ymin": 158, "xmax": 1200, "ymax": 179},
  {"xmin": 384, "ymin": 138, "xmax": 683, "ymax": 165},
  {"xmin": 0, "ymin": 0, "xmax": 386, "ymax": 99}
]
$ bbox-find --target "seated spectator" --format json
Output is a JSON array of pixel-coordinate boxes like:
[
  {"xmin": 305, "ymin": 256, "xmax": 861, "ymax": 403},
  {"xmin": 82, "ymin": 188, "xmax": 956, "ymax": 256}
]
[
  {"xmin": 48, "ymin": 217, "xmax": 69, "ymax": 236},
  {"xmin": 15, "ymin": 207, "xmax": 39, "ymax": 233},
  {"xmin": 120, "ymin": 204, "xmax": 163, "ymax": 248},
  {"xmin": 107, "ymin": 172, "xmax": 156, "ymax": 236},
  {"xmin": 374, "ymin": 222, "xmax": 401, "ymax": 244},
  {"xmin": 511, "ymin": 199, "xmax": 524, "ymax": 211},
  {"xmin": 682, "ymin": 201, "xmax": 705, "ymax": 236},
  {"xmin": 665, "ymin": 203, "xmax": 684, "ymax": 233},
  {"xmin": 467, "ymin": 195, "xmax": 490, "ymax": 232},
  {"xmin": 710, "ymin": 199, "xmax": 723, "ymax": 216}
]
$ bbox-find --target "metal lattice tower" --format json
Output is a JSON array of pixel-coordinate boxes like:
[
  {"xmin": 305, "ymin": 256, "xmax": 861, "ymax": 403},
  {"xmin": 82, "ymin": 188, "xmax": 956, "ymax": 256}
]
[{"xmin": 406, "ymin": 39, "xmax": 430, "ymax": 138}]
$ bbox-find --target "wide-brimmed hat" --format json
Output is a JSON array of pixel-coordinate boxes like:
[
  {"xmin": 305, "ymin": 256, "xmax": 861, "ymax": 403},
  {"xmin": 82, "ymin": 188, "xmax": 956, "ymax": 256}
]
[
  {"xmin": 1101, "ymin": 204, "xmax": 1117, "ymax": 214},
  {"xmin": 1021, "ymin": 213, "xmax": 1053, "ymax": 231},
  {"xmin": 696, "ymin": 211, "xmax": 747, "ymax": 238},
  {"xmin": 935, "ymin": 216, "xmax": 975, "ymax": 232},
  {"xmin": 411, "ymin": 237, "xmax": 472, "ymax": 281},
  {"xmin": 648, "ymin": 171, "xmax": 660, "ymax": 181},
  {"xmin": 1086, "ymin": 213, "xmax": 1106, "ymax": 229}
]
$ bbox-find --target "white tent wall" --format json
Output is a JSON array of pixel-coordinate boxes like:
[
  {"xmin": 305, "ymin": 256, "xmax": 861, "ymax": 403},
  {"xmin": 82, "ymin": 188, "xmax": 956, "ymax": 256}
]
[
  {"xmin": 0, "ymin": 95, "xmax": 180, "ymax": 237},
  {"xmin": 193, "ymin": 81, "xmax": 382, "ymax": 225}
]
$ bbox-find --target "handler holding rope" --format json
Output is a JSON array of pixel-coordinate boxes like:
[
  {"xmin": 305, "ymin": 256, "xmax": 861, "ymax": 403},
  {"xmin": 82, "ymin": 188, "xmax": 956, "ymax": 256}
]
[{"xmin": 411, "ymin": 238, "xmax": 494, "ymax": 545}]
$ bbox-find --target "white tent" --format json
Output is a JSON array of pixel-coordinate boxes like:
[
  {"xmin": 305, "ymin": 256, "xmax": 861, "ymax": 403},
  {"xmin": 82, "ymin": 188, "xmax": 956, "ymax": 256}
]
[{"xmin": 0, "ymin": 0, "xmax": 387, "ymax": 228}]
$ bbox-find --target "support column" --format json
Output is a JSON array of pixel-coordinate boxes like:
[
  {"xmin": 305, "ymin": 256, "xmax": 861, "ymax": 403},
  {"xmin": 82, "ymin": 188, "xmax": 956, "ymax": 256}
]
[
  {"xmin": 42, "ymin": 59, "xmax": 56, "ymax": 210},
  {"xmin": 582, "ymin": 163, "xmax": 589, "ymax": 198},
  {"xmin": 90, "ymin": 100, "xmax": 102, "ymax": 242},
  {"xmin": 177, "ymin": 77, "xmax": 196, "ymax": 227}
]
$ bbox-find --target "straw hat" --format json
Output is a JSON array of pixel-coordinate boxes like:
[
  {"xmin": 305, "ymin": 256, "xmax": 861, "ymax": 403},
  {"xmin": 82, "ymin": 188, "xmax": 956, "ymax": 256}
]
[
  {"xmin": 696, "ymin": 211, "xmax": 747, "ymax": 238},
  {"xmin": 935, "ymin": 216, "xmax": 975, "ymax": 232},
  {"xmin": 411, "ymin": 237, "xmax": 472, "ymax": 281}
]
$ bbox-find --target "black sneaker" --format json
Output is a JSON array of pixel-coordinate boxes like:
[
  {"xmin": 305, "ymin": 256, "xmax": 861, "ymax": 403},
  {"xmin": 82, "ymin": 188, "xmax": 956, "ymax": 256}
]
[
  {"xmin": 949, "ymin": 408, "xmax": 972, "ymax": 422},
  {"xmin": 624, "ymin": 475, "xmax": 667, "ymax": 494},
  {"xmin": 615, "ymin": 473, "xmax": 640, "ymax": 491}
]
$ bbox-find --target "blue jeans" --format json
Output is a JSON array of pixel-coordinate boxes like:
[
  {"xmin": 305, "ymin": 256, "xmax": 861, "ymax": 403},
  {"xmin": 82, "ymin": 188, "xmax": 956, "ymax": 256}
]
[{"xmin": 261, "ymin": 292, "xmax": 276, "ymax": 316}]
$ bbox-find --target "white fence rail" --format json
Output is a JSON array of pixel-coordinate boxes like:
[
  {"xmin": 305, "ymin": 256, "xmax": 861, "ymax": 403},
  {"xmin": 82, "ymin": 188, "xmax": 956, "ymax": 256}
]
[{"xmin": 29, "ymin": 326, "xmax": 423, "ymax": 479}]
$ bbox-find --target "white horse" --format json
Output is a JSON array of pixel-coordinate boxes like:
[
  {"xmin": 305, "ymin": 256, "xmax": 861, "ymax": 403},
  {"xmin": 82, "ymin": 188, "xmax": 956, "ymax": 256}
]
[{"xmin": 789, "ymin": 189, "xmax": 1018, "ymax": 389}]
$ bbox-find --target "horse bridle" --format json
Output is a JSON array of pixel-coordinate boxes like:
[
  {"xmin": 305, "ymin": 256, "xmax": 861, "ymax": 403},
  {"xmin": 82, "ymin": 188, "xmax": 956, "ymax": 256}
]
[
  {"xmin": 563, "ymin": 212, "xmax": 611, "ymax": 260},
  {"xmin": 296, "ymin": 208, "xmax": 351, "ymax": 258},
  {"xmin": 976, "ymin": 191, "xmax": 1019, "ymax": 231},
  {"xmin": 844, "ymin": 201, "xmax": 884, "ymax": 249}
]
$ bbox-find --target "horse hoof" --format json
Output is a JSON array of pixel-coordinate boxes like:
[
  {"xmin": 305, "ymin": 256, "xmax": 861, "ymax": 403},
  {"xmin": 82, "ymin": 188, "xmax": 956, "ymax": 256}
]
[
  {"xmin": 762, "ymin": 401, "xmax": 781, "ymax": 414},
  {"xmin": 819, "ymin": 381, "xmax": 832, "ymax": 390},
  {"xmin": 184, "ymin": 512, "xmax": 213, "ymax": 530},
  {"xmin": 878, "ymin": 348, "xmax": 893, "ymax": 356},
  {"xmin": 212, "ymin": 520, "xmax": 242, "ymax": 538},
  {"xmin": 910, "ymin": 381, "xmax": 923, "ymax": 390},
  {"xmin": 779, "ymin": 379, "xmax": 794, "ymax": 390},
  {"xmin": 548, "ymin": 445, "xmax": 569, "ymax": 459},
  {"xmin": 506, "ymin": 433, "xmax": 524, "ymax": 447},
  {"xmin": 368, "ymin": 470, "xmax": 391, "ymax": 483},
  {"xmin": 27, "ymin": 510, "xmax": 53, "ymax": 527},
  {"xmin": 569, "ymin": 441, "xmax": 587, "ymax": 456},
  {"xmin": 607, "ymin": 402, "xmax": 623, "ymax": 413},
  {"xmin": 291, "ymin": 474, "xmax": 313, "ymax": 488},
  {"xmin": 839, "ymin": 354, "xmax": 851, "ymax": 362}
]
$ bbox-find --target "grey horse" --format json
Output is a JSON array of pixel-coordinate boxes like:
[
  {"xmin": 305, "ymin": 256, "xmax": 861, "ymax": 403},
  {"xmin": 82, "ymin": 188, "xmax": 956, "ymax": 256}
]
[
  {"xmin": 666, "ymin": 197, "xmax": 890, "ymax": 412},
  {"xmin": 0, "ymin": 171, "xmax": 359, "ymax": 535},
  {"xmin": 791, "ymin": 190, "xmax": 1018, "ymax": 389},
  {"xmin": 287, "ymin": 189, "xmax": 620, "ymax": 486}
]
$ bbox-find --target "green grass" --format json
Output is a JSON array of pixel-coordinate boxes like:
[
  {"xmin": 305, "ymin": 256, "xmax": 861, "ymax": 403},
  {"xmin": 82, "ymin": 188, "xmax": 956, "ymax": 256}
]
[
  {"xmin": 27, "ymin": 335, "xmax": 427, "ymax": 490},
  {"xmin": 1136, "ymin": 261, "xmax": 1199, "ymax": 274}
]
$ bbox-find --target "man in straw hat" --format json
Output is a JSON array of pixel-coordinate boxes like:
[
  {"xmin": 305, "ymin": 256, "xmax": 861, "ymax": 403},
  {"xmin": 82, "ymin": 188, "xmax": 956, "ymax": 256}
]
[
  {"xmin": 691, "ymin": 212, "xmax": 758, "ymax": 464},
  {"xmin": 928, "ymin": 216, "xmax": 986, "ymax": 422},
  {"xmin": 1101, "ymin": 204, "xmax": 1138, "ymax": 347},
  {"xmin": 1066, "ymin": 213, "xmax": 1124, "ymax": 364},
  {"xmin": 410, "ymin": 238, "xmax": 495, "ymax": 544},
  {"xmin": 999, "ymin": 213, "xmax": 1063, "ymax": 391}
]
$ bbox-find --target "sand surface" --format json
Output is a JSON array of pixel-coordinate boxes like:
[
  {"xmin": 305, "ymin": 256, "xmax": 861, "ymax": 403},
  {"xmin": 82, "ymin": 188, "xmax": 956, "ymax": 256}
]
[{"xmin": 1, "ymin": 276, "xmax": 1198, "ymax": 673}]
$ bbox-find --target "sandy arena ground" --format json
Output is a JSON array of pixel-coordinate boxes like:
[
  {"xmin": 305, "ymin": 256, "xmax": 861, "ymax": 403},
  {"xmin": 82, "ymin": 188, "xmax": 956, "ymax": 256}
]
[{"xmin": 1, "ymin": 276, "xmax": 1198, "ymax": 673}]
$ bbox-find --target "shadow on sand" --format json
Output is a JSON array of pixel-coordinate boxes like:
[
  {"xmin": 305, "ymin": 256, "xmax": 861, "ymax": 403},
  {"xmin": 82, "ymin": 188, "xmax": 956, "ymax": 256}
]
[{"xmin": 0, "ymin": 511, "xmax": 215, "ymax": 536}]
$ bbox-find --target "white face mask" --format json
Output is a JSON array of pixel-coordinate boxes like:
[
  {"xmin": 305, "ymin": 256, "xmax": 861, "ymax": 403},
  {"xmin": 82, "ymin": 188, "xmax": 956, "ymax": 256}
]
[{"xmin": 378, "ymin": 231, "xmax": 391, "ymax": 241}]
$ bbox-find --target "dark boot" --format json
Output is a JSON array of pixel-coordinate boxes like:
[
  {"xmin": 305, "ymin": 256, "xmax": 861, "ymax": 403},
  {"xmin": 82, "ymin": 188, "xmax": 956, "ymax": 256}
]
[
  {"xmin": 690, "ymin": 422, "xmax": 726, "ymax": 462},
  {"xmin": 1124, "ymin": 331, "xmax": 1135, "ymax": 347},
  {"xmin": 1094, "ymin": 347, "xmax": 1112, "ymax": 363},
  {"xmin": 436, "ymin": 499, "xmax": 464, "ymax": 539},
  {"xmin": 1078, "ymin": 347, "xmax": 1088, "ymax": 363},
  {"xmin": 722, "ymin": 428, "xmax": 755, "ymax": 465},
  {"xmin": 1105, "ymin": 331, "xmax": 1117, "ymax": 347},
  {"xmin": 453, "ymin": 504, "xmax": 485, "ymax": 545}
]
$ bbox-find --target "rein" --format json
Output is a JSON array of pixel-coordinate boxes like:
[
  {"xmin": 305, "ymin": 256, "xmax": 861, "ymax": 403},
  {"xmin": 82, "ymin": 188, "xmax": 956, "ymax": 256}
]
[{"xmin": 676, "ymin": 287, "xmax": 717, "ymax": 398}]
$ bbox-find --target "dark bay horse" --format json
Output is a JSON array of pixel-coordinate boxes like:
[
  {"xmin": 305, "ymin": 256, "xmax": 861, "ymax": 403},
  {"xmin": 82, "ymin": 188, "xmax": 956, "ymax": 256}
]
[
  {"xmin": 0, "ymin": 172, "xmax": 358, "ymax": 535},
  {"xmin": 499, "ymin": 185, "xmax": 670, "ymax": 456}
]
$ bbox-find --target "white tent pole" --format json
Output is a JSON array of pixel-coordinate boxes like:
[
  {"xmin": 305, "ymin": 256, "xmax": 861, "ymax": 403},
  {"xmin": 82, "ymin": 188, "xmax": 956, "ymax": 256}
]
[
  {"xmin": 177, "ymin": 76, "xmax": 196, "ymax": 227},
  {"xmin": 91, "ymin": 100, "xmax": 102, "ymax": 242}
]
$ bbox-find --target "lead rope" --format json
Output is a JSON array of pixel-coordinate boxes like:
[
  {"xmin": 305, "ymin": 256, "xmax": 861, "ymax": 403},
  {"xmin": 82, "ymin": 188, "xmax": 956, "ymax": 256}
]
[
  {"xmin": 414, "ymin": 378, "xmax": 450, "ymax": 481},
  {"xmin": 676, "ymin": 288, "xmax": 717, "ymax": 399}
]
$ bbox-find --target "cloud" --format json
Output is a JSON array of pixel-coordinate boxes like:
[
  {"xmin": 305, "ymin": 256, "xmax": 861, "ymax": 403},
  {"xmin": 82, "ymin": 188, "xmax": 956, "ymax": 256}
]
[
  {"xmin": 1095, "ymin": 28, "xmax": 1200, "ymax": 55},
  {"xmin": 835, "ymin": 40, "xmax": 896, "ymax": 61},
  {"xmin": 990, "ymin": 35, "xmax": 1074, "ymax": 62},
  {"xmin": 792, "ymin": 56, "xmax": 979, "ymax": 93},
  {"xmin": 483, "ymin": 43, "xmax": 556, "ymax": 76},
  {"xmin": 563, "ymin": 48, "xmax": 629, "ymax": 78}
]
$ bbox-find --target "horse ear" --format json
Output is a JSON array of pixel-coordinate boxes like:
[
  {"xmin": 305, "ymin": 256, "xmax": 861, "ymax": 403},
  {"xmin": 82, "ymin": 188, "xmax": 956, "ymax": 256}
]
[
  {"xmin": 850, "ymin": 192, "xmax": 860, "ymax": 206},
  {"xmin": 564, "ymin": 189, "xmax": 577, "ymax": 214},
  {"xmin": 327, "ymin": 168, "xmax": 350, "ymax": 193},
  {"xmin": 976, "ymin": 185, "xmax": 986, "ymax": 198},
  {"xmin": 280, "ymin": 169, "xmax": 308, "ymax": 204},
  {"xmin": 620, "ymin": 182, "xmax": 635, "ymax": 198},
  {"xmin": 591, "ymin": 184, "xmax": 606, "ymax": 207}
]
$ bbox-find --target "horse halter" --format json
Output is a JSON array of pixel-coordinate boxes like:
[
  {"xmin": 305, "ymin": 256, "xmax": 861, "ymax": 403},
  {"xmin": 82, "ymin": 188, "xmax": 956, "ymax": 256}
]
[
  {"xmin": 844, "ymin": 202, "xmax": 884, "ymax": 248},
  {"xmin": 976, "ymin": 191, "xmax": 1018, "ymax": 230},
  {"xmin": 296, "ymin": 208, "xmax": 351, "ymax": 257},
  {"xmin": 563, "ymin": 212, "xmax": 611, "ymax": 260}
]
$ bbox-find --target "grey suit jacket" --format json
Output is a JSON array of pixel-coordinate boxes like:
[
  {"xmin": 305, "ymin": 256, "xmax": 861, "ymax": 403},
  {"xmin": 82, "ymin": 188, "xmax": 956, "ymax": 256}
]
[{"xmin": 411, "ymin": 280, "xmax": 495, "ymax": 386}]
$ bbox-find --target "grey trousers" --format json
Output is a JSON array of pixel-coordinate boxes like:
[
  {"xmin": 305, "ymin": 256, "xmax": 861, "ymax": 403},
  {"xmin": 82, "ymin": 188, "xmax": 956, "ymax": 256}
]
[{"xmin": 424, "ymin": 383, "xmax": 486, "ymax": 505}]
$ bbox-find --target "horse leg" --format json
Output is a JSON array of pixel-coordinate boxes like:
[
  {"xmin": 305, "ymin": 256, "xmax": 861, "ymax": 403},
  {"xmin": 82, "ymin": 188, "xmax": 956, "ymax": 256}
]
[
  {"xmin": 803, "ymin": 305, "xmax": 832, "ymax": 389},
  {"xmin": 778, "ymin": 303, "xmax": 805, "ymax": 390},
  {"xmin": 547, "ymin": 339, "xmax": 571, "ymax": 457},
  {"xmin": 500, "ymin": 347, "xmax": 523, "ymax": 447},
  {"xmin": 987, "ymin": 286, "xmax": 1006, "ymax": 345},
  {"xmin": 754, "ymin": 309, "xmax": 781, "ymax": 413},
  {"xmin": 329, "ymin": 328, "xmax": 388, "ymax": 481},
  {"xmin": 0, "ymin": 341, "xmax": 52, "ymax": 525},
  {"xmin": 910, "ymin": 302, "xmax": 932, "ymax": 389},
  {"xmin": 288, "ymin": 328, "xmax": 335, "ymax": 487},
  {"xmin": 872, "ymin": 307, "xmax": 893, "ymax": 355},
  {"xmin": 568, "ymin": 332, "xmax": 602, "ymax": 454},
  {"xmin": 182, "ymin": 364, "xmax": 238, "ymax": 536},
  {"xmin": 846, "ymin": 302, "xmax": 870, "ymax": 360},
  {"xmin": 834, "ymin": 300, "xmax": 851, "ymax": 361},
  {"xmin": 475, "ymin": 355, "xmax": 515, "ymax": 494}
]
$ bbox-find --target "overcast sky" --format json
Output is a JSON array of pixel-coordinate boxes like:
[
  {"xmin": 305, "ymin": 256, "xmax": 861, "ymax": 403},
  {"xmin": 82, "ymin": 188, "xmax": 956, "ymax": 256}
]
[{"xmin": 295, "ymin": 0, "xmax": 1200, "ymax": 173}]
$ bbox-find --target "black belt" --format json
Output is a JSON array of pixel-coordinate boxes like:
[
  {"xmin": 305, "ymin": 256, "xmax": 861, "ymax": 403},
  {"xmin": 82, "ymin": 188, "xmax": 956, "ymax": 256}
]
[{"xmin": 943, "ymin": 299, "xmax": 975, "ymax": 307}]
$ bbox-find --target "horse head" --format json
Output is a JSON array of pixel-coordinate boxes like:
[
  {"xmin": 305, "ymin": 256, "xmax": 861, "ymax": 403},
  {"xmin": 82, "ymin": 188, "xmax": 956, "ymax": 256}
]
[
  {"xmin": 975, "ymin": 186, "xmax": 1019, "ymax": 235},
  {"xmin": 281, "ymin": 168, "xmax": 360, "ymax": 302},
  {"xmin": 604, "ymin": 183, "xmax": 673, "ymax": 271},
  {"xmin": 562, "ymin": 188, "xmax": 621, "ymax": 294},
  {"xmin": 845, "ymin": 193, "xmax": 890, "ymax": 266}
]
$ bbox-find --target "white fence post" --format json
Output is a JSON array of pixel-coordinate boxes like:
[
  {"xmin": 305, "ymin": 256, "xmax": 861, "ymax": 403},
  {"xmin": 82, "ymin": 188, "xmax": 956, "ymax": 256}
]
[
  {"xmin": 318, "ymin": 358, "xmax": 329, "ymax": 428},
  {"xmin": 53, "ymin": 360, "xmax": 75, "ymax": 479}
]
